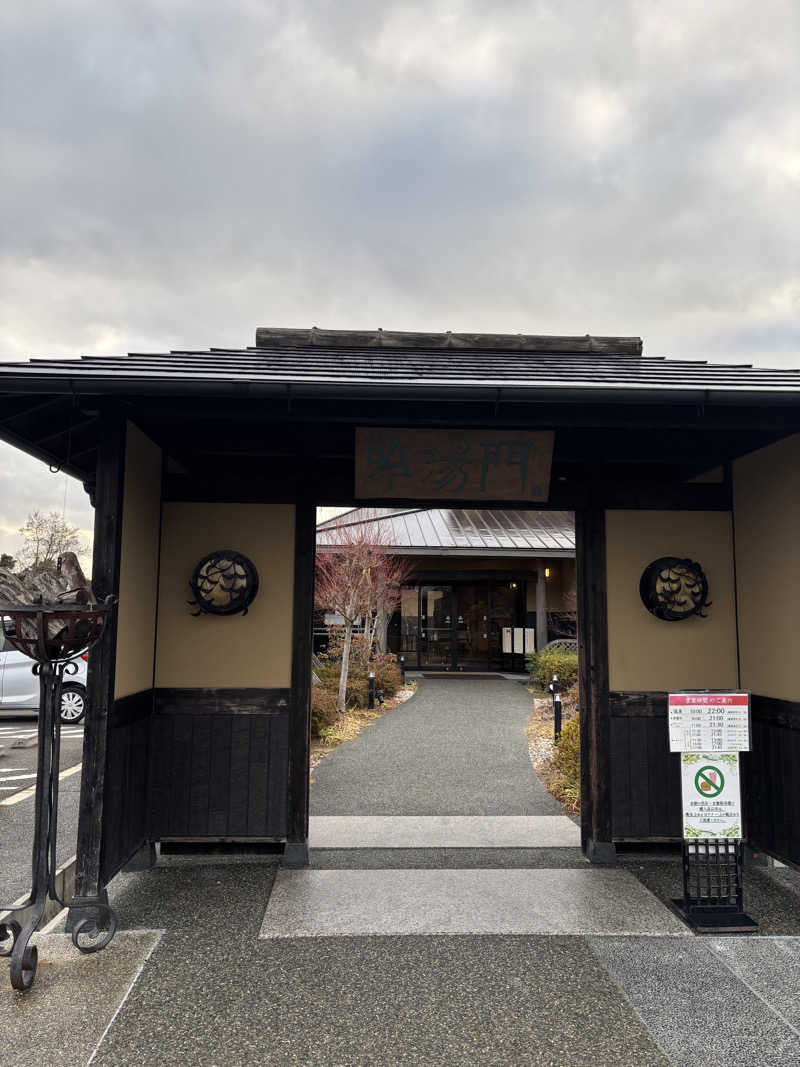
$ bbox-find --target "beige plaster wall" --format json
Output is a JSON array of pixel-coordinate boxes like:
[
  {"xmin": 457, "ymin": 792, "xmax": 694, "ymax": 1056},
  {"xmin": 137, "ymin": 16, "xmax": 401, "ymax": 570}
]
[
  {"xmin": 606, "ymin": 510, "xmax": 738, "ymax": 692},
  {"xmin": 734, "ymin": 434, "xmax": 800, "ymax": 702},
  {"xmin": 114, "ymin": 423, "xmax": 162, "ymax": 700},
  {"xmin": 155, "ymin": 503, "xmax": 295, "ymax": 689}
]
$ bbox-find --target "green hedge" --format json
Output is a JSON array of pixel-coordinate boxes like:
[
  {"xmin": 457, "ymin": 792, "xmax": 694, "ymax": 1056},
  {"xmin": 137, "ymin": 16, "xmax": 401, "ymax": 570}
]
[{"xmin": 526, "ymin": 648, "xmax": 579, "ymax": 689}]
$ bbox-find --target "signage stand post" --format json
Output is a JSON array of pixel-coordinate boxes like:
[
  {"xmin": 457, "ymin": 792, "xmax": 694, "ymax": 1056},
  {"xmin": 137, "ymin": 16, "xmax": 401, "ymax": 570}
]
[
  {"xmin": 667, "ymin": 692, "xmax": 758, "ymax": 934},
  {"xmin": 673, "ymin": 838, "xmax": 757, "ymax": 933}
]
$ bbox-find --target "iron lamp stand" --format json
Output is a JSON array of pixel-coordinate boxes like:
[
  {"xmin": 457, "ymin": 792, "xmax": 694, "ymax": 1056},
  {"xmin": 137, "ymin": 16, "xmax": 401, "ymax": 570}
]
[{"xmin": 0, "ymin": 602, "xmax": 117, "ymax": 991}]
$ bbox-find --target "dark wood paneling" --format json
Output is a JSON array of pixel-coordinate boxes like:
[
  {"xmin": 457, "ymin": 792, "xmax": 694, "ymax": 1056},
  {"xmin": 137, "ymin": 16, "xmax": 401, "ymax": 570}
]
[
  {"xmin": 609, "ymin": 691, "xmax": 669, "ymax": 717},
  {"xmin": 287, "ymin": 502, "xmax": 316, "ymax": 850},
  {"xmin": 149, "ymin": 688, "xmax": 290, "ymax": 840},
  {"xmin": 609, "ymin": 691, "xmax": 682, "ymax": 841},
  {"xmin": 576, "ymin": 507, "xmax": 614, "ymax": 862},
  {"xmin": 742, "ymin": 694, "xmax": 800, "ymax": 868},
  {"xmin": 100, "ymin": 690, "xmax": 154, "ymax": 883},
  {"xmin": 74, "ymin": 408, "xmax": 125, "ymax": 903}
]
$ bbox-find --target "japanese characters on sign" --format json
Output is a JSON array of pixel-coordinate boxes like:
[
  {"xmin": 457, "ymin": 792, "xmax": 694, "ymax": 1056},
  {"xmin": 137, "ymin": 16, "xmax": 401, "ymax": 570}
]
[
  {"xmin": 668, "ymin": 692, "xmax": 751, "ymax": 753},
  {"xmin": 680, "ymin": 752, "xmax": 742, "ymax": 839},
  {"xmin": 355, "ymin": 428, "xmax": 555, "ymax": 502}
]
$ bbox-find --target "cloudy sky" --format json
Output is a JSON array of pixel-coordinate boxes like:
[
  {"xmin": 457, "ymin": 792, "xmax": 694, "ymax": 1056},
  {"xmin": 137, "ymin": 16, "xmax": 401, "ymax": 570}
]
[{"xmin": 1, "ymin": 1, "xmax": 798, "ymax": 559}]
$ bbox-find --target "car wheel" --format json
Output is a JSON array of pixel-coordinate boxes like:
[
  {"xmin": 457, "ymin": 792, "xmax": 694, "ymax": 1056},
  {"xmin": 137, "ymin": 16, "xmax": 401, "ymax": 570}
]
[{"xmin": 60, "ymin": 685, "xmax": 87, "ymax": 724}]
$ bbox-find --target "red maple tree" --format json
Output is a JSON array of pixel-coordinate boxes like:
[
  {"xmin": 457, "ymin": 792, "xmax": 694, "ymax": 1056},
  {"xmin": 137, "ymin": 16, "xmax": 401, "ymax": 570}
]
[{"xmin": 315, "ymin": 513, "xmax": 412, "ymax": 714}]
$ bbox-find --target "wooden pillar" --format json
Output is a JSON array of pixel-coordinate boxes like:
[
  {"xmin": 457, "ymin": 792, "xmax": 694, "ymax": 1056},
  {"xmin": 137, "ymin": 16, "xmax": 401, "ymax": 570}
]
[
  {"xmin": 70, "ymin": 409, "xmax": 126, "ymax": 912},
  {"xmin": 535, "ymin": 559, "xmax": 548, "ymax": 652},
  {"xmin": 576, "ymin": 506, "xmax": 615, "ymax": 864},
  {"xmin": 284, "ymin": 500, "xmax": 316, "ymax": 866}
]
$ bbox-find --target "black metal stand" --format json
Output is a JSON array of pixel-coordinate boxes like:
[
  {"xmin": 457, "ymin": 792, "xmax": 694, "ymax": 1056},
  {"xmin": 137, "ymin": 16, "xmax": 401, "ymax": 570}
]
[
  {"xmin": 0, "ymin": 661, "xmax": 117, "ymax": 990},
  {"xmin": 549, "ymin": 674, "xmax": 562, "ymax": 741},
  {"xmin": 672, "ymin": 838, "xmax": 758, "ymax": 933}
]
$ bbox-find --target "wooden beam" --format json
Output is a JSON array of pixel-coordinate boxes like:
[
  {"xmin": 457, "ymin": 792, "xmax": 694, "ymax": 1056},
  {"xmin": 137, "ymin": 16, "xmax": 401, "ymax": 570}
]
[
  {"xmin": 576, "ymin": 506, "xmax": 615, "ymax": 864},
  {"xmin": 284, "ymin": 500, "xmax": 316, "ymax": 866},
  {"xmin": 70, "ymin": 409, "xmax": 126, "ymax": 915}
]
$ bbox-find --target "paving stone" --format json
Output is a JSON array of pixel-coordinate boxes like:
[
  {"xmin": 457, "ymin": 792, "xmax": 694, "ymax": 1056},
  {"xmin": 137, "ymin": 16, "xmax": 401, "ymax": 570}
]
[
  {"xmin": 309, "ymin": 814, "xmax": 581, "ymax": 848},
  {"xmin": 260, "ymin": 868, "xmax": 689, "ymax": 938},
  {"xmin": 706, "ymin": 936, "xmax": 800, "ymax": 1036},
  {"xmin": 0, "ymin": 930, "xmax": 161, "ymax": 1067},
  {"xmin": 587, "ymin": 935, "xmax": 800, "ymax": 1064},
  {"xmin": 92, "ymin": 924, "xmax": 668, "ymax": 1065}
]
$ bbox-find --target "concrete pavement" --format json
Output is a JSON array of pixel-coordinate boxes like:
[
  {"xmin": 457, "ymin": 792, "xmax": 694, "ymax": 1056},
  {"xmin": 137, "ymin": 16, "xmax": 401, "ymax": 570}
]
[
  {"xmin": 3, "ymin": 680, "xmax": 800, "ymax": 1064},
  {"xmin": 310, "ymin": 677, "xmax": 563, "ymax": 816}
]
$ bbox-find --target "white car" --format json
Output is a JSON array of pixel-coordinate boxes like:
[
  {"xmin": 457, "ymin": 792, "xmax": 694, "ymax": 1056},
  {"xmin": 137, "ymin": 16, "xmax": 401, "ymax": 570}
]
[{"xmin": 0, "ymin": 629, "xmax": 88, "ymax": 723}]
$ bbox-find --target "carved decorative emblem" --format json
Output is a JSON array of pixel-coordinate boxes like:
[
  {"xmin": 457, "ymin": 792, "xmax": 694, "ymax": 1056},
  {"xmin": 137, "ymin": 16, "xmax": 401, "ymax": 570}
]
[
  {"xmin": 639, "ymin": 557, "xmax": 710, "ymax": 621},
  {"xmin": 188, "ymin": 551, "xmax": 259, "ymax": 617}
]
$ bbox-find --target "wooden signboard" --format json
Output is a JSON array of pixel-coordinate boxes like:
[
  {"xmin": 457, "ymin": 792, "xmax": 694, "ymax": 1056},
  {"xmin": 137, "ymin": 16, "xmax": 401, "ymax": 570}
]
[{"xmin": 355, "ymin": 428, "xmax": 554, "ymax": 502}]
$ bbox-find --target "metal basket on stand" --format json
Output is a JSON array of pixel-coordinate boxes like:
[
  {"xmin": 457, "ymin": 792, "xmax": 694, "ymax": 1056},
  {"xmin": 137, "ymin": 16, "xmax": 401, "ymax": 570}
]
[{"xmin": 0, "ymin": 598, "xmax": 116, "ymax": 991}]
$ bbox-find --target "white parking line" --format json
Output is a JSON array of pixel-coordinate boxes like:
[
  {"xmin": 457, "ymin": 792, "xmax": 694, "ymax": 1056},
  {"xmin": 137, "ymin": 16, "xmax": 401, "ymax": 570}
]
[
  {"xmin": 0, "ymin": 773, "xmax": 37, "ymax": 782},
  {"xmin": 0, "ymin": 763, "xmax": 82, "ymax": 806},
  {"xmin": 0, "ymin": 729, "xmax": 84, "ymax": 740}
]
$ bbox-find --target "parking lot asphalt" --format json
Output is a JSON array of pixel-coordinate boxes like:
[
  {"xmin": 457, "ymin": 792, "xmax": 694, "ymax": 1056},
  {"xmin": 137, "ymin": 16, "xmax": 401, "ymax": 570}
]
[{"xmin": 0, "ymin": 718, "xmax": 84, "ymax": 906}]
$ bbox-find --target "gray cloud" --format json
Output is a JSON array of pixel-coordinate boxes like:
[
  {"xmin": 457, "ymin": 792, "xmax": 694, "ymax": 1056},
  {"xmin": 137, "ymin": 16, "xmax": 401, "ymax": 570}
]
[{"xmin": 1, "ymin": 1, "xmax": 798, "ymax": 542}]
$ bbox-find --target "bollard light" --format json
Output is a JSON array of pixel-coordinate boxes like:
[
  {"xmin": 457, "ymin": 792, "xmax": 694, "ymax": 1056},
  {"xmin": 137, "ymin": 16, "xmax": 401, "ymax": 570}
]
[{"xmin": 550, "ymin": 673, "xmax": 562, "ymax": 742}]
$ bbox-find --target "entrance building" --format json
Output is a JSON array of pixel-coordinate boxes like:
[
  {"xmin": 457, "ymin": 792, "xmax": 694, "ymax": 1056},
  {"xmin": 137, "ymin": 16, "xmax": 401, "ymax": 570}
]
[
  {"xmin": 0, "ymin": 326, "xmax": 798, "ymax": 900},
  {"xmin": 317, "ymin": 507, "xmax": 576, "ymax": 671}
]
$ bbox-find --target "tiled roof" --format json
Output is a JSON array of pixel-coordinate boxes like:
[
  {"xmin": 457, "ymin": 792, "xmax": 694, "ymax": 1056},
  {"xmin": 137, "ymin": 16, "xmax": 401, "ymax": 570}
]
[
  {"xmin": 1, "ymin": 328, "xmax": 798, "ymax": 396},
  {"xmin": 317, "ymin": 507, "xmax": 575, "ymax": 556}
]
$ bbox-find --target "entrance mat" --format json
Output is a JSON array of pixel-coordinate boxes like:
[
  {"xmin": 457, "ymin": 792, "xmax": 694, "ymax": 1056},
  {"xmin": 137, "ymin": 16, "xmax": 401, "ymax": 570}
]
[
  {"xmin": 260, "ymin": 868, "xmax": 689, "ymax": 938},
  {"xmin": 309, "ymin": 814, "xmax": 581, "ymax": 849},
  {"xmin": 0, "ymin": 929, "xmax": 162, "ymax": 1067},
  {"xmin": 588, "ymin": 936, "xmax": 800, "ymax": 1063}
]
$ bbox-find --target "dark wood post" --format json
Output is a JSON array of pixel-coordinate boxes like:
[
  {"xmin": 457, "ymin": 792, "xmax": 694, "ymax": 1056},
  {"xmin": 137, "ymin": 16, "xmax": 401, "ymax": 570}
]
[
  {"xmin": 535, "ymin": 559, "xmax": 548, "ymax": 652},
  {"xmin": 69, "ymin": 409, "xmax": 126, "ymax": 919},
  {"xmin": 284, "ymin": 500, "xmax": 316, "ymax": 866},
  {"xmin": 576, "ymin": 506, "xmax": 615, "ymax": 864}
]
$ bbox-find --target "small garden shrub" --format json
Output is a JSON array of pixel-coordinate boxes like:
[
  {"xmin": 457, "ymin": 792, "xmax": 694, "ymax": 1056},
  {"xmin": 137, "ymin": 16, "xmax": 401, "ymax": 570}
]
[
  {"xmin": 552, "ymin": 715, "xmax": 580, "ymax": 810},
  {"xmin": 526, "ymin": 648, "xmax": 579, "ymax": 689},
  {"xmin": 310, "ymin": 687, "xmax": 339, "ymax": 734},
  {"xmin": 310, "ymin": 632, "xmax": 404, "ymax": 736}
]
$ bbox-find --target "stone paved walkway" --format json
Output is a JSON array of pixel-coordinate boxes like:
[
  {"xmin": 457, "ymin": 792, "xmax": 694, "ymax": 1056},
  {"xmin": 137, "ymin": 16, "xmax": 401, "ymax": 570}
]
[
  {"xmin": 311, "ymin": 677, "xmax": 563, "ymax": 815},
  {"xmin": 4, "ymin": 679, "xmax": 800, "ymax": 1064}
]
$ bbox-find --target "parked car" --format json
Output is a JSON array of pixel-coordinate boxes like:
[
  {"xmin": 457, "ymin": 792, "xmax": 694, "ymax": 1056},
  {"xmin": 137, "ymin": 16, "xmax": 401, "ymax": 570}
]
[{"xmin": 0, "ymin": 626, "xmax": 88, "ymax": 723}]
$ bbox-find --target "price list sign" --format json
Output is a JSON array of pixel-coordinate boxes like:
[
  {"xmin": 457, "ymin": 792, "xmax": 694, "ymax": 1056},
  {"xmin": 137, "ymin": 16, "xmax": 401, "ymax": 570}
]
[{"xmin": 668, "ymin": 692, "xmax": 751, "ymax": 753}]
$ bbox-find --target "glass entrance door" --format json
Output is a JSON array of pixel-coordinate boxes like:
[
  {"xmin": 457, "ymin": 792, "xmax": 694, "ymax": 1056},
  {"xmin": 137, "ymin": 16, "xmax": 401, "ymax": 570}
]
[
  {"xmin": 488, "ymin": 582, "xmax": 522, "ymax": 669},
  {"xmin": 420, "ymin": 585, "xmax": 453, "ymax": 669},
  {"xmin": 454, "ymin": 584, "xmax": 489, "ymax": 670}
]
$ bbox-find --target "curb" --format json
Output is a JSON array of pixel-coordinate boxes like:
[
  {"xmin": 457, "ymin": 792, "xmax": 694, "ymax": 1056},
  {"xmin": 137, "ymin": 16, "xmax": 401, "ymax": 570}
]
[{"xmin": 0, "ymin": 855, "xmax": 76, "ymax": 930}]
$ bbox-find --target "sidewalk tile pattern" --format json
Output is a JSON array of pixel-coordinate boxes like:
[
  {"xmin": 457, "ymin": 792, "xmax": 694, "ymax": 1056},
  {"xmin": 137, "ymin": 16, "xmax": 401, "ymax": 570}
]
[
  {"xmin": 309, "ymin": 814, "xmax": 581, "ymax": 848},
  {"xmin": 260, "ymin": 868, "xmax": 690, "ymax": 938},
  {"xmin": 587, "ymin": 935, "xmax": 800, "ymax": 1064}
]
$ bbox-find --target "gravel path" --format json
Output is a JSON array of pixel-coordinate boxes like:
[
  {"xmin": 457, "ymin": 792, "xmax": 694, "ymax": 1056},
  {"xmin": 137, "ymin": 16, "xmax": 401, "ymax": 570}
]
[{"xmin": 311, "ymin": 677, "xmax": 563, "ymax": 816}]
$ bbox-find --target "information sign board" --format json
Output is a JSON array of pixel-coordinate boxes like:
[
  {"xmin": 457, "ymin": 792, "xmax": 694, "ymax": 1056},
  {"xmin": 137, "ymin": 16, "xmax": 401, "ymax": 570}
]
[
  {"xmin": 680, "ymin": 752, "xmax": 742, "ymax": 840},
  {"xmin": 668, "ymin": 692, "xmax": 750, "ymax": 753}
]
